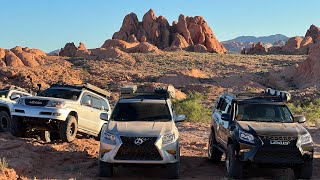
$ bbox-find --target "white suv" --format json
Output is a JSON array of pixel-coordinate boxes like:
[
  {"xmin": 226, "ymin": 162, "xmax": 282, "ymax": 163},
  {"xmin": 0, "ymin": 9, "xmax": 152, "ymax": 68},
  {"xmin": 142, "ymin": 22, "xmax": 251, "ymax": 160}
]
[
  {"xmin": 11, "ymin": 83, "xmax": 111, "ymax": 142},
  {"xmin": 0, "ymin": 86, "xmax": 32, "ymax": 132},
  {"xmin": 99, "ymin": 85, "xmax": 185, "ymax": 179}
]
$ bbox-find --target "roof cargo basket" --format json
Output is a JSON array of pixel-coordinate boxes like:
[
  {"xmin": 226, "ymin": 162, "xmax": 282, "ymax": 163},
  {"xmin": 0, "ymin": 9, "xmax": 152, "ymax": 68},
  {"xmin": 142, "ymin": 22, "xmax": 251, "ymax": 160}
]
[
  {"xmin": 1, "ymin": 85, "xmax": 29, "ymax": 93},
  {"xmin": 120, "ymin": 85, "xmax": 175, "ymax": 99},
  {"xmin": 50, "ymin": 83, "xmax": 111, "ymax": 97}
]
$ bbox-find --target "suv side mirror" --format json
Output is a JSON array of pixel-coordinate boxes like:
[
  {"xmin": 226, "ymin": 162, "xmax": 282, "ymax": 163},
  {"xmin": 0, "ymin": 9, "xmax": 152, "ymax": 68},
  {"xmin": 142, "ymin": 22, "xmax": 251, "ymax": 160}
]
[
  {"xmin": 175, "ymin": 114, "xmax": 186, "ymax": 123},
  {"xmin": 294, "ymin": 115, "xmax": 306, "ymax": 123},
  {"xmin": 10, "ymin": 94, "xmax": 21, "ymax": 101},
  {"xmin": 100, "ymin": 113, "xmax": 109, "ymax": 121},
  {"xmin": 221, "ymin": 113, "xmax": 231, "ymax": 121},
  {"xmin": 81, "ymin": 98, "xmax": 91, "ymax": 107}
]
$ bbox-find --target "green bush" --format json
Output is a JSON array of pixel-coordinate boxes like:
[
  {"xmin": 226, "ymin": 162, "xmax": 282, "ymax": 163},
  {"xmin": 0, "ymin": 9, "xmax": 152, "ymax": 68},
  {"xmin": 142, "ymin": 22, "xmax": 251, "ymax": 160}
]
[
  {"xmin": 0, "ymin": 157, "xmax": 8, "ymax": 172},
  {"xmin": 287, "ymin": 98, "xmax": 320, "ymax": 127},
  {"xmin": 173, "ymin": 92, "xmax": 211, "ymax": 123}
]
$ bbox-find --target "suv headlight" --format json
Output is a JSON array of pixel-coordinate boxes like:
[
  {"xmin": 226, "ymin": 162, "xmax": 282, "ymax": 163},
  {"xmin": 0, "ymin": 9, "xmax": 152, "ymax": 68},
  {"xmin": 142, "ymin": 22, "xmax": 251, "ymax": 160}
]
[
  {"xmin": 104, "ymin": 132, "xmax": 116, "ymax": 145},
  {"xmin": 239, "ymin": 130, "xmax": 255, "ymax": 144},
  {"xmin": 16, "ymin": 98, "xmax": 24, "ymax": 105},
  {"xmin": 46, "ymin": 101, "xmax": 66, "ymax": 108},
  {"xmin": 298, "ymin": 133, "xmax": 313, "ymax": 145},
  {"xmin": 162, "ymin": 133, "xmax": 175, "ymax": 144}
]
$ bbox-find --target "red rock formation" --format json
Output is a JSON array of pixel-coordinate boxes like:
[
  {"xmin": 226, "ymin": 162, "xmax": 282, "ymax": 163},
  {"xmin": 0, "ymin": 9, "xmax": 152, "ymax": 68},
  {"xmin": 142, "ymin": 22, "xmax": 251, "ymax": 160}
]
[
  {"xmin": 294, "ymin": 42, "xmax": 320, "ymax": 88},
  {"xmin": 127, "ymin": 42, "xmax": 159, "ymax": 53},
  {"xmin": 101, "ymin": 39, "xmax": 137, "ymax": 51},
  {"xmin": 281, "ymin": 36, "xmax": 303, "ymax": 54},
  {"xmin": 305, "ymin": 24, "xmax": 320, "ymax": 43},
  {"xmin": 193, "ymin": 44, "xmax": 208, "ymax": 53},
  {"xmin": 110, "ymin": 9, "xmax": 226, "ymax": 54},
  {"xmin": 242, "ymin": 42, "xmax": 267, "ymax": 54},
  {"xmin": 5, "ymin": 50, "xmax": 25, "ymax": 67},
  {"xmin": 59, "ymin": 43, "xmax": 78, "ymax": 57}
]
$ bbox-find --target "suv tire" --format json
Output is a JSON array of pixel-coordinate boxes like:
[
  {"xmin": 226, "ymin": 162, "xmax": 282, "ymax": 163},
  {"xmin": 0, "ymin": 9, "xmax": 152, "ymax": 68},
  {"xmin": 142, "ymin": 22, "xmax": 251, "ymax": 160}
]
[
  {"xmin": 10, "ymin": 116, "xmax": 27, "ymax": 137},
  {"xmin": 99, "ymin": 160, "xmax": 113, "ymax": 177},
  {"xmin": 293, "ymin": 159, "xmax": 313, "ymax": 179},
  {"xmin": 168, "ymin": 161, "xmax": 180, "ymax": 179},
  {"xmin": 0, "ymin": 111, "xmax": 10, "ymax": 132},
  {"xmin": 59, "ymin": 115, "xmax": 78, "ymax": 142},
  {"xmin": 208, "ymin": 131, "xmax": 223, "ymax": 163},
  {"xmin": 226, "ymin": 144, "xmax": 243, "ymax": 179}
]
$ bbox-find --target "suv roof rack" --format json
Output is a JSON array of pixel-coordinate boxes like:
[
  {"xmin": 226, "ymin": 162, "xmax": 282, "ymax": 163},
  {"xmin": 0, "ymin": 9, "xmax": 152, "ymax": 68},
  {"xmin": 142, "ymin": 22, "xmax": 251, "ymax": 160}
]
[
  {"xmin": 227, "ymin": 88, "xmax": 291, "ymax": 102},
  {"xmin": 50, "ymin": 83, "xmax": 111, "ymax": 97},
  {"xmin": 0, "ymin": 85, "xmax": 29, "ymax": 93},
  {"xmin": 120, "ymin": 85, "xmax": 175, "ymax": 99}
]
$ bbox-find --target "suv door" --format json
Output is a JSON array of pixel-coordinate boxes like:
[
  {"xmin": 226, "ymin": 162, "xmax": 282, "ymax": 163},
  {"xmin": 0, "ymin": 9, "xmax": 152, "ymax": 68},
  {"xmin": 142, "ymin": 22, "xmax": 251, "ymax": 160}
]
[
  {"xmin": 78, "ymin": 94, "xmax": 95, "ymax": 131},
  {"xmin": 89, "ymin": 95, "xmax": 106, "ymax": 133}
]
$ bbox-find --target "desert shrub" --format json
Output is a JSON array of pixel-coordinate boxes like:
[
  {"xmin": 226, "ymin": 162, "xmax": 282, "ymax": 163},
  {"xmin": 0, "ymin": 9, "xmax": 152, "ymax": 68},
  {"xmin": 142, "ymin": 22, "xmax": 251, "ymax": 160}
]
[
  {"xmin": 0, "ymin": 157, "xmax": 8, "ymax": 171},
  {"xmin": 173, "ymin": 92, "xmax": 211, "ymax": 123},
  {"xmin": 287, "ymin": 98, "xmax": 320, "ymax": 127}
]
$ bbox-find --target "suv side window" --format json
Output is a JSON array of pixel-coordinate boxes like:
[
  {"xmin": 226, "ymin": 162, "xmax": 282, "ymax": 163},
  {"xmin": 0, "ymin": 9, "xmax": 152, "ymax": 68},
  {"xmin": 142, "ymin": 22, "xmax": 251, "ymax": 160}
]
[
  {"xmin": 81, "ymin": 95, "xmax": 92, "ymax": 107},
  {"xmin": 92, "ymin": 96, "xmax": 101, "ymax": 110},
  {"xmin": 220, "ymin": 99, "xmax": 228, "ymax": 112},
  {"xmin": 100, "ymin": 99, "xmax": 109, "ymax": 111}
]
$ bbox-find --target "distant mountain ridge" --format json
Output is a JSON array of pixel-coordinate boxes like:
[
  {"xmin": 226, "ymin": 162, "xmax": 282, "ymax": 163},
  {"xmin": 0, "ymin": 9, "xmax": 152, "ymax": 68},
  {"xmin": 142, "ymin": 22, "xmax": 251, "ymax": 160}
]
[{"xmin": 224, "ymin": 34, "xmax": 289, "ymax": 44}]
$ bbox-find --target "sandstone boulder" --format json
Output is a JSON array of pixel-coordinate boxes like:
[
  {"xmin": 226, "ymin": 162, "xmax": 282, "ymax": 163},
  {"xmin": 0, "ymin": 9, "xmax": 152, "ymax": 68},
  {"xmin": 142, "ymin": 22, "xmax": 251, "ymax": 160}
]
[
  {"xmin": 294, "ymin": 42, "xmax": 320, "ymax": 88},
  {"xmin": 0, "ymin": 48, "xmax": 5, "ymax": 67},
  {"xmin": 243, "ymin": 42, "xmax": 267, "ymax": 54},
  {"xmin": 171, "ymin": 33, "xmax": 190, "ymax": 49},
  {"xmin": 305, "ymin": 24, "xmax": 320, "ymax": 43},
  {"xmin": 193, "ymin": 44, "xmax": 208, "ymax": 53},
  {"xmin": 298, "ymin": 36, "xmax": 313, "ymax": 55},
  {"xmin": 24, "ymin": 48, "xmax": 47, "ymax": 57},
  {"xmin": 140, "ymin": 36, "xmax": 147, "ymax": 42},
  {"xmin": 5, "ymin": 50, "xmax": 25, "ymax": 67},
  {"xmin": 127, "ymin": 42, "xmax": 159, "ymax": 53},
  {"xmin": 101, "ymin": 39, "xmax": 138, "ymax": 51},
  {"xmin": 113, "ymin": 12, "xmax": 140, "ymax": 41},
  {"xmin": 59, "ymin": 43, "xmax": 78, "ymax": 57},
  {"xmin": 127, "ymin": 34, "xmax": 139, "ymax": 43},
  {"xmin": 281, "ymin": 36, "xmax": 303, "ymax": 54}
]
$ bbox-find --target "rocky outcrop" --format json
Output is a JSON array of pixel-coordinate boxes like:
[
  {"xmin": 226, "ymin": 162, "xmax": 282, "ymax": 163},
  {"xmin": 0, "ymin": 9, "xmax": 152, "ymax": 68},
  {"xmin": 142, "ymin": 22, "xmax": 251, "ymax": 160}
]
[
  {"xmin": 267, "ymin": 25, "xmax": 320, "ymax": 55},
  {"xmin": 59, "ymin": 43, "xmax": 78, "ymax": 57},
  {"xmin": 0, "ymin": 47, "xmax": 46, "ymax": 68},
  {"xmin": 294, "ymin": 42, "xmax": 320, "ymax": 88},
  {"xmin": 242, "ymin": 42, "xmax": 267, "ymax": 54},
  {"xmin": 111, "ymin": 9, "xmax": 226, "ymax": 54},
  {"xmin": 127, "ymin": 42, "xmax": 159, "ymax": 53},
  {"xmin": 101, "ymin": 39, "xmax": 138, "ymax": 51},
  {"xmin": 193, "ymin": 44, "xmax": 208, "ymax": 53}
]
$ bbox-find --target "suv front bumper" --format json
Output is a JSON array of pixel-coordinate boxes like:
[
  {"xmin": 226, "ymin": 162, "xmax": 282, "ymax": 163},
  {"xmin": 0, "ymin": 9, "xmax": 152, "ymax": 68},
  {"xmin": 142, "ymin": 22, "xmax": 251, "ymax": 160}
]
[
  {"xmin": 12, "ymin": 104, "xmax": 69, "ymax": 121},
  {"xmin": 238, "ymin": 142, "xmax": 313, "ymax": 166},
  {"xmin": 99, "ymin": 135, "xmax": 179, "ymax": 165}
]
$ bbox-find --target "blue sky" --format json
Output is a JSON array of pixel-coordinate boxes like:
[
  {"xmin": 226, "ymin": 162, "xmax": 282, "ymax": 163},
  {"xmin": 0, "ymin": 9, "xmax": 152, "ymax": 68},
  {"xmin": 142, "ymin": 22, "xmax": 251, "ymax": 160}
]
[{"xmin": 1, "ymin": 0, "xmax": 319, "ymax": 52}]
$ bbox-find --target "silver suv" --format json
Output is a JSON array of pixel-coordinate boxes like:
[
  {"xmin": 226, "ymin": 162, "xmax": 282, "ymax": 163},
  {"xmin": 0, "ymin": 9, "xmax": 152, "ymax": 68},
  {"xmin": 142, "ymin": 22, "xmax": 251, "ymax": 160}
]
[
  {"xmin": 11, "ymin": 83, "xmax": 111, "ymax": 142},
  {"xmin": 0, "ymin": 86, "xmax": 32, "ymax": 132},
  {"xmin": 99, "ymin": 85, "xmax": 185, "ymax": 179}
]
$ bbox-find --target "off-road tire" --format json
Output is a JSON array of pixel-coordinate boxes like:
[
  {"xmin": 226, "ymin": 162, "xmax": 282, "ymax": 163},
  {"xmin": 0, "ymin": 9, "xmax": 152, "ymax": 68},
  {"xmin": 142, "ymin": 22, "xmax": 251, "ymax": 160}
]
[
  {"xmin": 10, "ymin": 116, "xmax": 27, "ymax": 137},
  {"xmin": 99, "ymin": 160, "xmax": 113, "ymax": 177},
  {"xmin": 208, "ymin": 131, "xmax": 223, "ymax": 163},
  {"xmin": 226, "ymin": 144, "xmax": 243, "ymax": 179},
  {"xmin": 293, "ymin": 159, "xmax": 313, "ymax": 179},
  {"xmin": 0, "ymin": 111, "xmax": 10, "ymax": 132},
  {"xmin": 59, "ymin": 115, "xmax": 78, "ymax": 142}
]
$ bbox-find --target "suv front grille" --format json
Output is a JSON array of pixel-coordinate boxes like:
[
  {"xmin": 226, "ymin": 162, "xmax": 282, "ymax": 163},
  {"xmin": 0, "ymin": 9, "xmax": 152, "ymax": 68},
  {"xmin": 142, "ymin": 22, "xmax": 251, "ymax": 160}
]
[
  {"xmin": 114, "ymin": 136, "xmax": 162, "ymax": 161},
  {"xmin": 25, "ymin": 99, "xmax": 50, "ymax": 106},
  {"xmin": 254, "ymin": 136, "xmax": 303, "ymax": 164}
]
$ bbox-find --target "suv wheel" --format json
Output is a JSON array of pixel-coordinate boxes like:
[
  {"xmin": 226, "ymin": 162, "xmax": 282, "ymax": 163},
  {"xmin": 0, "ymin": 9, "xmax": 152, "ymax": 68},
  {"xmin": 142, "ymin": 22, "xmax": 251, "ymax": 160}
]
[
  {"xmin": 226, "ymin": 144, "xmax": 243, "ymax": 179},
  {"xmin": 10, "ymin": 116, "xmax": 27, "ymax": 137},
  {"xmin": 99, "ymin": 160, "xmax": 113, "ymax": 177},
  {"xmin": 168, "ymin": 147, "xmax": 180, "ymax": 179},
  {"xmin": 208, "ymin": 131, "xmax": 223, "ymax": 163},
  {"xmin": 59, "ymin": 115, "xmax": 78, "ymax": 142},
  {"xmin": 293, "ymin": 159, "xmax": 313, "ymax": 179},
  {"xmin": 0, "ymin": 111, "xmax": 10, "ymax": 132}
]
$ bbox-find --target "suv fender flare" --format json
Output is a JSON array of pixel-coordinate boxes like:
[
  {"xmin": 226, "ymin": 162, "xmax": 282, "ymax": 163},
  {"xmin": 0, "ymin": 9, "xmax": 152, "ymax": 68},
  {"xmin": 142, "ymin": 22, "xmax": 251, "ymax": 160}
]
[
  {"xmin": 228, "ymin": 135, "xmax": 241, "ymax": 154},
  {"xmin": 68, "ymin": 111, "xmax": 78, "ymax": 122}
]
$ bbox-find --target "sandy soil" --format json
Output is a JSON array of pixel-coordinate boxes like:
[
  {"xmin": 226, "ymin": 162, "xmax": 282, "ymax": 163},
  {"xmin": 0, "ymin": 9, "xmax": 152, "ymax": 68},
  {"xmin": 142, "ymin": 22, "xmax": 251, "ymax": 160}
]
[{"xmin": 0, "ymin": 122, "xmax": 319, "ymax": 180}]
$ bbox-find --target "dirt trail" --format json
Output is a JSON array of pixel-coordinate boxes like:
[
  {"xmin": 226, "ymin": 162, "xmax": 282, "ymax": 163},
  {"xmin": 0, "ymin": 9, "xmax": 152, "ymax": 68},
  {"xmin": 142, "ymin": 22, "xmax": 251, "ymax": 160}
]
[{"xmin": 0, "ymin": 123, "xmax": 319, "ymax": 179}]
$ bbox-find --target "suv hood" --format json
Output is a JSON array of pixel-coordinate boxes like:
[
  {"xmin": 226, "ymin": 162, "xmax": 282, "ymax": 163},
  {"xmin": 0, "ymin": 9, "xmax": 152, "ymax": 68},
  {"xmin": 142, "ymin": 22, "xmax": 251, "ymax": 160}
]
[
  {"xmin": 107, "ymin": 120, "xmax": 174, "ymax": 136},
  {"xmin": 22, "ymin": 96, "xmax": 75, "ymax": 103},
  {"xmin": 237, "ymin": 121, "xmax": 309, "ymax": 136}
]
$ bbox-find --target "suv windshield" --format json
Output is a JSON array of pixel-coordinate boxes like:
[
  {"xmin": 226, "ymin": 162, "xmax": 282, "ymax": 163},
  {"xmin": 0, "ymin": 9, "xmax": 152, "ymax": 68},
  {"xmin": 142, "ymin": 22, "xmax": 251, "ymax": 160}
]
[
  {"xmin": 111, "ymin": 102, "xmax": 172, "ymax": 122},
  {"xmin": 237, "ymin": 103, "xmax": 293, "ymax": 123},
  {"xmin": 38, "ymin": 88, "xmax": 81, "ymax": 100},
  {"xmin": 0, "ymin": 90, "xmax": 9, "ymax": 98}
]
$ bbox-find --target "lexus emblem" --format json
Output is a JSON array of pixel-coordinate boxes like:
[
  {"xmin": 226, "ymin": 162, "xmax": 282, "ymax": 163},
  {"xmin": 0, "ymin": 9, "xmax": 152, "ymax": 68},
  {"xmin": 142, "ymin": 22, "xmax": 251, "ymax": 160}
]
[{"xmin": 134, "ymin": 138, "xmax": 148, "ymax": 145}]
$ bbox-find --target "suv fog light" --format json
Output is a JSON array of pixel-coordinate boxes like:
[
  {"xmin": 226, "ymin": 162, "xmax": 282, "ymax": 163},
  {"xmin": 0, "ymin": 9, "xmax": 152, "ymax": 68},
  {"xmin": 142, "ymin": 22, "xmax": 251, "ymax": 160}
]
[
  {"xmin": 166, "ymin": 150, "xmax": 176, "ymax": 155},
  {"xmin": 240, "ymin": 149, "xmax": 250, "ymax": 153},
  {"xmin": 101, "ymin": 149, "xmax": 112, "ymax": 157}
]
